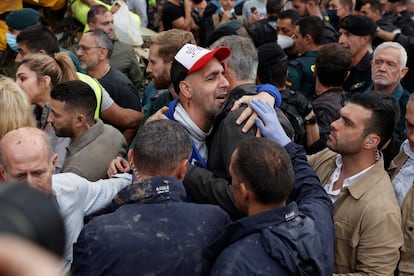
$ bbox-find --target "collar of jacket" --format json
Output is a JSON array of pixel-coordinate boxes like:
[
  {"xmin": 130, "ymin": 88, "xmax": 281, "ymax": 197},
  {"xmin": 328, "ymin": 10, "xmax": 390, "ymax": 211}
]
[
  {"xmin": 354, "ymin": 51, "xmax": 372, "ymax": 71},
  {"xmin": 388, "ymin": 147, "xmax": 409, "ymax": 180},
  {"xmin": 110, "ymin": 176, "xmax": 187, "ymax": 210},
  {"xmin": 343, "ymin": 156, "xmax": 385, "ymax": 200},
  {"xmin": 208, "ymin": 202, "xmax": 301, "ymax": 254}
]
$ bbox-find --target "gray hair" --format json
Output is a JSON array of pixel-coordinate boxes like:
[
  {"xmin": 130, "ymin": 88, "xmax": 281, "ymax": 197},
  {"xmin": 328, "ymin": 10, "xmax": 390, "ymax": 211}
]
[
  {"xmin": 211, "ymin": 35, "xmax": 258, "ymax": 81},
  {"xmin": 87, "ymin": 29, "xmax": 113, "ymax": 58},
  {"xmin": 133, "ymin": 120, "xmax": 192, "ymax": 176},
  {"xmin": 373, "ymin": 42, "xmax": 408, "ymax": 69}
]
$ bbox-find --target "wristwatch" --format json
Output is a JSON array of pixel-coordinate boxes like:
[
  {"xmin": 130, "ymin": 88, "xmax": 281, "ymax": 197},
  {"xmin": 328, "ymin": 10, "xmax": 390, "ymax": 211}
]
[{"xmin": 304, "ymin": 115, "xmax": 317, "ymax": 126}]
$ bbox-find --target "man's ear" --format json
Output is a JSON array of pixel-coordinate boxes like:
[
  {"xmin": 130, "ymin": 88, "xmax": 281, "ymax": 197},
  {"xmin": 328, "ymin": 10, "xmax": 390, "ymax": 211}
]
[
  {"xmin": 363, "ymin": 134, "xmax": 380, "ymax": 149},
  {"xmin": 51, "ymin": 153, "xmax": 58, "ymax": 173},
  {"xmin": 98, "ymin": 48, "xmax": 109, "ymax": 61},
  {"xmin": 401, "ymin": 67, "xmax": 409, "ymax": 79},
  {"xmin": 38, "ymin": 49, "xmax": 47, "ymax": 55},
  {"xmin": 75, "ymin": 113, "xmax": 87, "ymax": 128},
  {"xmin": 304, "ymin": 33, "xmax": 313, "ymax": 44},
  {"xmin": 176, "ymin": 159, "xmax": 189, "ymax": 181},
  {"xmin": 179, "ymin": 80, "xmax": 192, "ymax": 100},
  {"xmin": 361, "ymin": 35, "xmax": 370, "ymax": 46},
  {"xmin": 239, "ymin": 182, "xmax": 250, "ymax": 202}
]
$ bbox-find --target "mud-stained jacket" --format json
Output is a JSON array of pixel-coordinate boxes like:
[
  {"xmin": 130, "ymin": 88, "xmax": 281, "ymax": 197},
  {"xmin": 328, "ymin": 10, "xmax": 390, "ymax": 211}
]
[{"xmin": 72, "ymin": 176, "xmax": 230, "ymax": 276}]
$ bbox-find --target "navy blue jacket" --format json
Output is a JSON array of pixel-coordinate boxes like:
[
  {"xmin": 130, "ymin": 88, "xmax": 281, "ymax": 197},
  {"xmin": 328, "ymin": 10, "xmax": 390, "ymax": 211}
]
[
  {"xmin": 72, "ymin": 176, "xmax": 230, "ymax": 276},
  {"xmin": 205, "ymin": 143, "xmax": 335, "ymax": 275}
]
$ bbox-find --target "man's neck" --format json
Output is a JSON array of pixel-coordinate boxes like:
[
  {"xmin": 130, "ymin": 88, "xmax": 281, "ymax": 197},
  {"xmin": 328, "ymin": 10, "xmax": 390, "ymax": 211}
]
[
  {"xmin": 247, "ymin": 201, "xmax": 286, "ymax": 216},
  {"xmin": 352, "ymin": 48, "xmax": 369, "ymax": 66},
  {"xmin": 168, "ymin": 84, "xmax": 179, "ymax": 99},
  {"xmin": 227, "ymin": 79, "xmax": 254, "ymax": 93},
  {"xmin": 315, "ymin": 79, "xmax": 342, "ymax": 96},
  {"xmin": 304, "ymin": 45, "xmax": 321, "ymax": 53},
  {"xmin": 71, "ymin": 120, "xmax": 96, "ymax": 142},
  {"xmin": 336, "ymin": 150, "xmax": 377, "ymax": 187},
  {"xmin": 87, "ymin": 62, "xmax": 111, "ymax": 79},
  {"xmin": 374, "ymin": 82, "xmax": 399, "ymax": 94},
  {"xmin": 185, "ymin": 107, "xmax": 214, "ymax": 133}
]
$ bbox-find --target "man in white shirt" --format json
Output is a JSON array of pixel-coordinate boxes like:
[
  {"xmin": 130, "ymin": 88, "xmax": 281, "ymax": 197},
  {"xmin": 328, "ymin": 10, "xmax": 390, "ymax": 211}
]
[
  {"xmin": 307, "ymin": 92, "xmax": 403, "ymax": 274},
  {"xmin": 0, "ymin": 127, "xmax": 131, "ymax": 272},
  {"xmin": 388, "ymin": 92, "xmax": 414, "ymax": 274}
]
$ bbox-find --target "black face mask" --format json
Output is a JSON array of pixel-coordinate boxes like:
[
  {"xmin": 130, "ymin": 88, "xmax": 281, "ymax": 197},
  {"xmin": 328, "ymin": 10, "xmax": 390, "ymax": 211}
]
[{"xmin": 327, "ymin": 9, "xmax": 340, "ymax": 29}]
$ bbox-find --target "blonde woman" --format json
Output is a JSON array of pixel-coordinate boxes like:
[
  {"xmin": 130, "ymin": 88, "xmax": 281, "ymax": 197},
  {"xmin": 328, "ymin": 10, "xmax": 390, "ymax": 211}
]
[
  {"xmin": 15, "ymin": 52, "xmax": 78, "ymax": 172},
  {"xmin": 16, "ymin": 52, "xmax": 78, "ymax": 129},
  {"xmin": 0, "ymin": 74, "xmax": 35, "ymax": 181},
  {"xmin": 0, "ymin": 74, "xmax": 35, "ymax": 138}
]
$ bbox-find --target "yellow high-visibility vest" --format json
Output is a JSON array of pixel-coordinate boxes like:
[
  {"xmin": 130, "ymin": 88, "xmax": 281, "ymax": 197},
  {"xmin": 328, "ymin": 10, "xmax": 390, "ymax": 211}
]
[{"xmin": 77, "ymin": 72, "xmax": 102, "ymax": 119}]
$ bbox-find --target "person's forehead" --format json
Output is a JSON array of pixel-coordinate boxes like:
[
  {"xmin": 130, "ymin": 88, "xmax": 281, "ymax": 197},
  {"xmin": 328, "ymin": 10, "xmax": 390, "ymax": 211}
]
[
  {"xmin": 343, "ymin": 102, "xmax": 371, "ymax": 120},
  {"xmin": 148, "ymin": 44, "xmax": 165, "ymax": 61},
  {"xmin": 50, "ymin": 98, "xmax": 67, "ymax": 110},
  {"xmin": 2, "ymin": 137, "xmax": 48, "ymax": 164},
  {"xmin": 278, "ymin": 18, "xmax": 294, "ymax": 25},
  {"xmin": 17, "ymin": 42, "xmax": 32, "ymax": 53},
  {"xmin": 95, "ymin": 11, "xmax": 113, "ymax": 22},
  {"xmin": 79, "ymin": 33, "xmax": 96, "ymax": 44},
  {"xmin": 16, "ymin": 63, "xmax": 33, "ymax": 74},
  {"xmin": 375, "ymin": 46, "xmax": 399, "ymax": 58}
]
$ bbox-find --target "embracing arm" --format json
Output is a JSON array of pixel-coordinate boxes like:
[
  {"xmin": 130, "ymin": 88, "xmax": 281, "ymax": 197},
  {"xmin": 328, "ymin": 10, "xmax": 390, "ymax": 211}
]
[{"xmin": 183, "ymin": 165, "xmax": 244, "ymax": 220}]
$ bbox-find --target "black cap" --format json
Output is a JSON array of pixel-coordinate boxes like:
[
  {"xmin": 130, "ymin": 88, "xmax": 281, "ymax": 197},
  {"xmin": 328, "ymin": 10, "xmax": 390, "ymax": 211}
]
[
  {"xmin": 206, "ymin": 26, "xmax": 238, "ymax": 47},
  {"xmin": 258, "ymin": 42, "xmax": 288, "ymax": 68},
  {"xmin": 339, "ymin": 15, "xmax": 377, "ymax": 37}
]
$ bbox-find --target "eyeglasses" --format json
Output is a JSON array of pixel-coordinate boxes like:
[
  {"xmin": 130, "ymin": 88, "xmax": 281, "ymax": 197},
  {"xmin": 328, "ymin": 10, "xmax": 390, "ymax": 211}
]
[
  {"xmin": 373, "ymin": 59, "xmax": 398, "ymax": 70},
  {"xmin": 76, "ymin": 45, "xmax": 102, "ymax": 52}
]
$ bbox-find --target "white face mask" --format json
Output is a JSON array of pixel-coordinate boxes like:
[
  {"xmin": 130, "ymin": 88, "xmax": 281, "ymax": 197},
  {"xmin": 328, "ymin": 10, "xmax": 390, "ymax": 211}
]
[{"xmin": 6, "ymin": 32, "xmax": 18, "ymax": 52}]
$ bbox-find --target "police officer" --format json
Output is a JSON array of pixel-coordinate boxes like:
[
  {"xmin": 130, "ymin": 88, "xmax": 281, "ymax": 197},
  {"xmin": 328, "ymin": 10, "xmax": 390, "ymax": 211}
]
[
  {"xmin": 339, "ymin": 15, "xmax": 377, "ymax": 94},
  {"xmin": 287, "ymin": 15, "xmax": 324, "ymax": 99}
]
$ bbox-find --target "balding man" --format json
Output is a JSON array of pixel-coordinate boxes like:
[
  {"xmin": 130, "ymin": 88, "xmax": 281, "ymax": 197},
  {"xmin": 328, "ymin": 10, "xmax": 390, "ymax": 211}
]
[{"xmin": 0, "ymin": 127, "xmax": 131, "ymax": 272}]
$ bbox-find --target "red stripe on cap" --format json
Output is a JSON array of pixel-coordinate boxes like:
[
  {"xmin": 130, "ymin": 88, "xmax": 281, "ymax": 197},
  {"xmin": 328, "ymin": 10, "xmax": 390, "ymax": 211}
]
[{"xmin": 187, "ymin": 46, "xmax": 231, "ymax": 74}]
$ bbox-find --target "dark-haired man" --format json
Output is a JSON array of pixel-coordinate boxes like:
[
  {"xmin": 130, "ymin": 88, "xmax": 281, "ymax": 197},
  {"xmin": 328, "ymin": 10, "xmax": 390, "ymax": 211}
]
[
  {"xmin": 306, "ymin": 43, "xmax": 350, "ymax": 154},
  {"xmin": 287, "ymin": 15, "xmax": 324, "ymax": 98},
  {"xmin": 308, "ymin": 92, "xmax": 403, "ymax": 274},
  {"xmin": 72, "ymin": 120, "xmax": 230, "ymax": 275},
  {"xmin": 15, "ymin": 25, "xmax": 144, "ymax": 133},
  {"xmin": 48, "ymin": 80, "xmax": 127, "ymax": 181},
  {"xmin": 208, "ymin": 100, "xmax": 334, "ymax": 275}
]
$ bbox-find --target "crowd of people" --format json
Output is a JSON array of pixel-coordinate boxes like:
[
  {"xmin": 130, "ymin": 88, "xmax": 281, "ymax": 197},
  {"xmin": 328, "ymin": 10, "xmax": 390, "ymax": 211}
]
[{"xmin": 0, "ymin": 0, "xmax": 414, "ymax": 275}]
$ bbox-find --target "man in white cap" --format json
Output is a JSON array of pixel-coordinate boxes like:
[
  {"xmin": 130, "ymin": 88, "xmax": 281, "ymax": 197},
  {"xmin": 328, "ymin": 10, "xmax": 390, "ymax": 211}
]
[{"xmin": 164, "ymin": 43, "xmax": 231, "ymax": 168}]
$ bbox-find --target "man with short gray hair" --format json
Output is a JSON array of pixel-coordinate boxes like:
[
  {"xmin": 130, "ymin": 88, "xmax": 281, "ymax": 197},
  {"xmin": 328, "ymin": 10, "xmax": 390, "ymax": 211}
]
[{"xmin": 77, "ymin": 29, "xmax": 141, "ymax": 144}]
